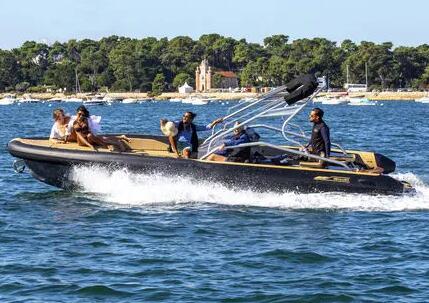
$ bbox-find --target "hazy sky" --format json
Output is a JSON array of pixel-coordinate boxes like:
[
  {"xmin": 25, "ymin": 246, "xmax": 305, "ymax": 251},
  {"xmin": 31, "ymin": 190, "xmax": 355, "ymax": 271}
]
[{"xmin": 1, "ymin": 0, "xmax": 428, "ymax": 49}]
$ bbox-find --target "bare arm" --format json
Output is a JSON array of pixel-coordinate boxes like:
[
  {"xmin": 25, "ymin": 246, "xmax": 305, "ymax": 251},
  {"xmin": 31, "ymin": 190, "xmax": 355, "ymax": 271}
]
[{"xmin": 207, "ymin": 117, "xmax": 224, "ymax": 129}]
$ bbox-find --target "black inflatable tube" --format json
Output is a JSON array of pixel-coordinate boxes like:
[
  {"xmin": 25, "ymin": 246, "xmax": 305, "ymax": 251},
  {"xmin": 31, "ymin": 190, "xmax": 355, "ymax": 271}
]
[{"xmin": 284, "ymin": 74, "xmax": 319, "ymax": 105}]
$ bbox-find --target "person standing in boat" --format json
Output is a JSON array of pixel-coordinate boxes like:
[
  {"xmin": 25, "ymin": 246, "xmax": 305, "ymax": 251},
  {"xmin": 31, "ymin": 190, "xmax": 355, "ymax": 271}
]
[
  {"xmin": 307, "ymin": 107, "xmax": 331, "ymax": 158},
  {"xmin": 160, "ymin": 111, "xmax": 222, "ymax": 158}
]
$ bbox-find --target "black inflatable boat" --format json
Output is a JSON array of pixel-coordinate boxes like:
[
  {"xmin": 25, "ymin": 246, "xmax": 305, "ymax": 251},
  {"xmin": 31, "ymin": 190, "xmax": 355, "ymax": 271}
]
[{"xmin": 7, "ymin": 74, "xmax": 413, "ymax": 195}]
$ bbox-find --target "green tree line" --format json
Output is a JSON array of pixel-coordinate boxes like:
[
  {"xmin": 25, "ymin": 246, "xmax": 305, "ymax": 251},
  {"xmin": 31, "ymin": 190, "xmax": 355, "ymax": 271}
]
[{"xmin": 1, "ymin": 34, "xmax": 429, "ymax": 93}]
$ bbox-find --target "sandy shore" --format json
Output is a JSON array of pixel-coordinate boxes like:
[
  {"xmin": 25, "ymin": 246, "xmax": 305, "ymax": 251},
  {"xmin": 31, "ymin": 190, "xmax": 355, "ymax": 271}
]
[{"xmin": 1, "ymin": 91, "xmax": 426, "ymax": 101}]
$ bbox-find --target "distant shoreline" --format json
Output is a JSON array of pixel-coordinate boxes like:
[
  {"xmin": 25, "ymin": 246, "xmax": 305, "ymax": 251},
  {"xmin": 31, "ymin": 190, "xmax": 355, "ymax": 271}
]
[{"xmin": 1, "ymin": 91, "xmax": 426, "ymax": 101}]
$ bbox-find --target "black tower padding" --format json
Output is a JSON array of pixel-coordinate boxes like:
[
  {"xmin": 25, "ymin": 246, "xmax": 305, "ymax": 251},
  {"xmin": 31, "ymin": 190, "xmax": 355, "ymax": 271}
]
[{"xmin": 284, "ymin": 74, "xmax": 318, "ymax": 105}]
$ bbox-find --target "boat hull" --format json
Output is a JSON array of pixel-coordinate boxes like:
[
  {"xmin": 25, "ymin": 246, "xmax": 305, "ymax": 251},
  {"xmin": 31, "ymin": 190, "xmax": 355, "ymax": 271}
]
[{"xmin": 8, "ymin": 138, "xmax": 410, "ymax": 195}]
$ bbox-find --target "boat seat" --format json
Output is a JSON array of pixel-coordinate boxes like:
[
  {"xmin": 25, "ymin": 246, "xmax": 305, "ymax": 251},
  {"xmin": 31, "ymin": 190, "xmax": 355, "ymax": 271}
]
[
  {"xmin": 19, "ymin": 137, "xmax": 171, "ymax": 152},
  {"xmin": 126, "ymin": 137, "xmax": 170, "ymax": 151},
  {"xmin": 16, "ymin": 137, "xmax": 181, "ymax": 158},
  {"xmin": 299, "ymin": 155, "xmax": 356, "ymax": 168}
]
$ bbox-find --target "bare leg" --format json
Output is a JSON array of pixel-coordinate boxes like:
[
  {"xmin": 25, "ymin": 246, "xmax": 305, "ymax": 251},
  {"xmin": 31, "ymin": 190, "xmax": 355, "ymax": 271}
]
[
  {"xmin": 100, "ymin": 136, "xmax": 128, "ymax": 152},
  {"xmin": 87, "ymin": 134, "xmax": 107, "ymax": 147},
  {"xmin": 76, "ymin": 132, "xmax": 96, "ymax": 150},
  {"xmin": 168, "ymin": 136, "xmax": 180, "ymax": 157}
]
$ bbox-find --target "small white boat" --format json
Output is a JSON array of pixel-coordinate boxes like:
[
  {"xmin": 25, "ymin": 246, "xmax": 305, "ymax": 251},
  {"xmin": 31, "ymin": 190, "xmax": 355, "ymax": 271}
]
[
  {"xmin": 192, "ymin": 98, "xmax": 210, "ymax": 105},
  {"xmin": 82, "ymin": 95, "xmax": 106, "ymax": 106},
  {"xmin": 415, "ymin": 96, "xmax": 429, "ymax": 103},
  {"xmin": 47, "ymin": 97, "xmax": 63, "ymax": 103},
  {"xmin": 348, "ymin": 97, "xmax": 377, "ymax": 106},
  {"xmin": 83, "ymin": 99, "xmax": 105, "ymax": 106},
  {"xmin": 0, "ymin": 95, "xmax": 17, "ymax": 105},
  {"xmin": 102, "ymin": 96, "xmax": 120, "ymax": 103},
  {"xmin": 313, "ymin": 95, "xmax": 349, "ymax": 105},
  {"xmin": 320, "ymin": 97, "xmax": 349, "ymax": 105},
  {"xmin": 169, "ymin": 98, "xmax": 183, "ymax": 103},
  {"xmin": 122, "ymin": 98, "xmax": 138, "ymax": 104},
  {"xmin": 182, "ymin": 96, "xmax": 210, "ymax": 105},
  {"xmin": 18, "ymin": 95, "xmax": 39, "ymax": 103},
  {"xmin": 66, "ymin": 97, "xmax": 84, "ymax": 103}
]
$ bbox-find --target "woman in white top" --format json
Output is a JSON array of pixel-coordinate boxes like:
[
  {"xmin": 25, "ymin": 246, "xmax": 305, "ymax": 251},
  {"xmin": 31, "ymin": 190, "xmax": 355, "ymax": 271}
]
[{"xmin": 49, "ymin": 109, "xmax": 75, "ymax": 143}]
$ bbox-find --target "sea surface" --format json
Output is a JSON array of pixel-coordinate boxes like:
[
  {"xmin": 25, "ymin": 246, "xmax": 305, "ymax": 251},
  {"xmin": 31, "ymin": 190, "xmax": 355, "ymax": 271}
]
[{"xmin": 1, "ymin": 101, "xmax": 429, "ymax": 302}]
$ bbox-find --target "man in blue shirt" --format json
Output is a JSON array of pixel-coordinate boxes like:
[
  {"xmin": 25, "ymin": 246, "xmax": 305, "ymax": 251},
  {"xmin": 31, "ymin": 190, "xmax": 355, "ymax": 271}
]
[
  {"xmin": 161, "ymin": 111, "xmax": 222, "ymax": 158},
  {"xmin": 207, "ymin": 122, "xmax": 251, "ymax": 162}
]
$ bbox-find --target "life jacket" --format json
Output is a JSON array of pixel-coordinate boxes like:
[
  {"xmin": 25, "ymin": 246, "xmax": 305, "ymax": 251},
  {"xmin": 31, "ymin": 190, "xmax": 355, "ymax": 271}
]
[{"xmin": 177, "ymin": 121, "xmax": 199, "ymax": 152}]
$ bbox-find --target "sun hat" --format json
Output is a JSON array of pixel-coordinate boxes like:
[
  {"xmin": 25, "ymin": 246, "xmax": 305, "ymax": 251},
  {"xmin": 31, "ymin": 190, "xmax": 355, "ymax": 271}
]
[{"xmin": 160, "ymin": 121, "xmax": 178, "ymax": 136}]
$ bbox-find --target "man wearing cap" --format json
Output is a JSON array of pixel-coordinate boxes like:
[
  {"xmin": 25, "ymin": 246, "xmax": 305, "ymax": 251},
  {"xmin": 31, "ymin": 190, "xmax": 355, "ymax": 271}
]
[
  {"xmin": 206, "ymin": 121, "xmax": 251, "ymax": 162},
  {"xmin": 160, "ymin": 111, "xmax": 222, "ymax": 158}
]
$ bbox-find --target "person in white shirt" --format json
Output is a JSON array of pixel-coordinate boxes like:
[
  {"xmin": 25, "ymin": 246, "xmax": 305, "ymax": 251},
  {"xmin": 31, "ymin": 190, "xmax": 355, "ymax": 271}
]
[{"xmin": 49, "ymin": 108, "xmax": 74, "ymax": 143}]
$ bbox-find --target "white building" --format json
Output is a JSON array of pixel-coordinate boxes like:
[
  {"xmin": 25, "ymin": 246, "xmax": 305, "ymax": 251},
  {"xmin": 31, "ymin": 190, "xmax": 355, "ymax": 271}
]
[{"xmin": 178, "ymin": 82, "xmax": 193, "ymax": 94}]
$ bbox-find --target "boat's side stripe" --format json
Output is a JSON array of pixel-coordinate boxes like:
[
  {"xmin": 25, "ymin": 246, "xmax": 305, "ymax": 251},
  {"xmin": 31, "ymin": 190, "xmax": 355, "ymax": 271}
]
[{"xmin": 196, "ymin": 159, "xmax": 379, "ymax": 176}]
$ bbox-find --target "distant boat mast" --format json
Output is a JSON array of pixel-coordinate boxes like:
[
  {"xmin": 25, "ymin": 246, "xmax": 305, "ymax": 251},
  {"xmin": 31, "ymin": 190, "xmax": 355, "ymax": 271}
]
[
  {"xmin": 345, "ymin": 63, "xmax": 368, "ymax": 92},
  {"xmin": 75, "ymin": 68, "xmax": 81, "ymax": 94},
  {"xmin": 365, "ymin": 62, "xmax": 368, "ymax": 88}
]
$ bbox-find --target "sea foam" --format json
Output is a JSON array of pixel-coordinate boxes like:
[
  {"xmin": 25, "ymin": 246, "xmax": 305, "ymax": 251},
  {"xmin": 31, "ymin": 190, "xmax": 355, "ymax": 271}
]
[{"xmin": 71, "ymin": 166, "xmax": 429, "ymax": 212}]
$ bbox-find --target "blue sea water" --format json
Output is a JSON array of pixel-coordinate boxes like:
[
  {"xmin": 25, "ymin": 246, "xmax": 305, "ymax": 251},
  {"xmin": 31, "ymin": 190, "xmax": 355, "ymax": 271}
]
[{"xmin": 1, "ymin": 101, "xmax": 429, "ymax": 302}]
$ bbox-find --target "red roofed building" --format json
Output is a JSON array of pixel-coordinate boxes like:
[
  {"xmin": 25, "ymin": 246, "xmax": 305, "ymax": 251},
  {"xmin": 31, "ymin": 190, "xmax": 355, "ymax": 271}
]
[
  {"xmin": 216, "ymin": 71, "xmax": 236, "ymax": 78},
  {"xmin": 214, "ymin": 71, "xmax": 239, "ymax": 90},
  {"xmin": 195, "ymin": 60, "xmax": 239, "ymax": 92}
]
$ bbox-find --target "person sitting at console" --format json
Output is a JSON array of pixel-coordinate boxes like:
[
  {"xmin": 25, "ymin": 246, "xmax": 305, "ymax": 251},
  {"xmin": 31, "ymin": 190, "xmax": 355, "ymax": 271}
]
[
  {"xmin": 160, "ymin": 111, "xmax": 223, "ymax": 158},
  {"xmin": 302, "ymin": 107, "xmax": 331, "ymax": 167},
  {"xmin": 207, "ymin": 122, "xmax": 251, "ymax": 162},
  {"xmin": 72, "ymin": 106, "xmax": 129, "ymax": 151},
  {"xmin": 49, "ymin": 108, "xmax": 73, "ymax": 143}
]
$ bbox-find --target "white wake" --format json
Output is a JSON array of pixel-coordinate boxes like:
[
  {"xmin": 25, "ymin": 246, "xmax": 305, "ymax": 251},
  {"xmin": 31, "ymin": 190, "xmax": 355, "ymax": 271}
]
[{"xmin": 70, "ymin": 166, "xmax": 429, "ymax": 211}]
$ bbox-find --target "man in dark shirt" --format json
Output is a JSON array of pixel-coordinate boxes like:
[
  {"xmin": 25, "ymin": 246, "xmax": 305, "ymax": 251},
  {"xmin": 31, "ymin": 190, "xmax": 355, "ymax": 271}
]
[{"xmin": 307, "ymin": 108, "xmax": 331, "ymax": 158}]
